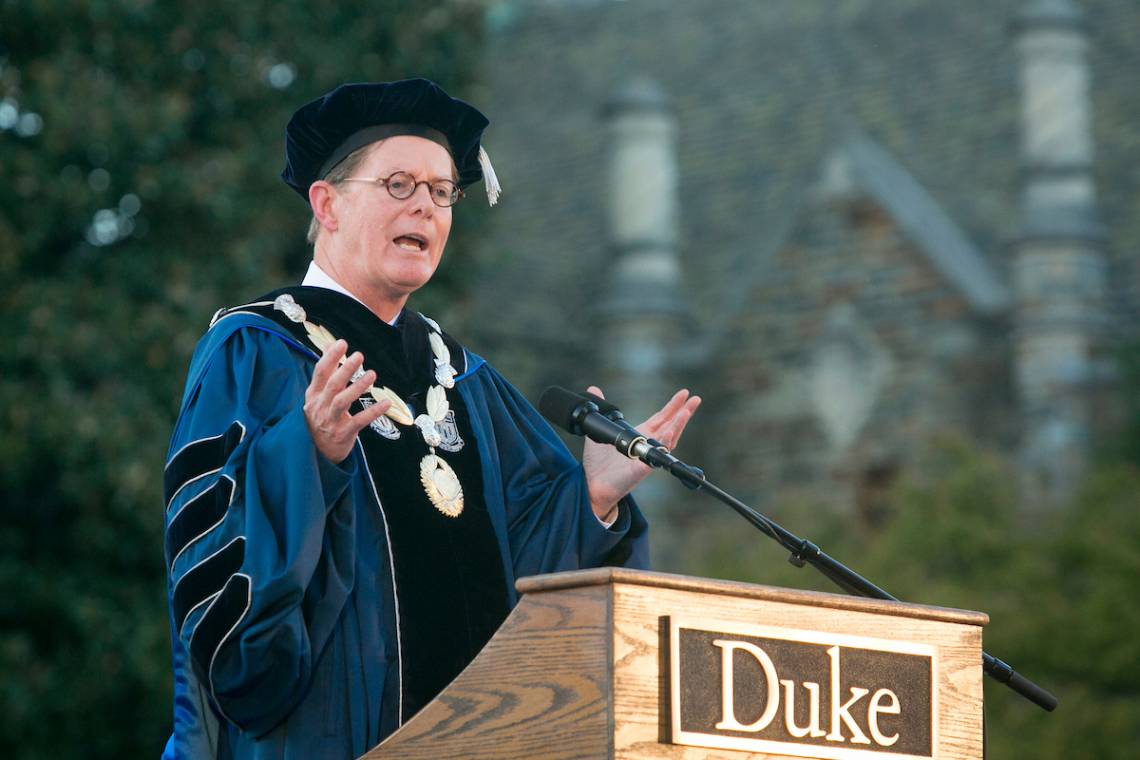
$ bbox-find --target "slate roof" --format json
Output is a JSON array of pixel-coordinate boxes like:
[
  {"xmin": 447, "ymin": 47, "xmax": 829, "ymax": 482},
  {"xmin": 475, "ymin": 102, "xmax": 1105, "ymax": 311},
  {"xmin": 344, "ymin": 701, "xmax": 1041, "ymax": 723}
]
[
  {"xmin": 467, "ymin": 0, "xmax": 1140, "ymax": 387},
  {"xmin": 834, "ymin": 130, "xmax": 1012, "ymax": 315}
]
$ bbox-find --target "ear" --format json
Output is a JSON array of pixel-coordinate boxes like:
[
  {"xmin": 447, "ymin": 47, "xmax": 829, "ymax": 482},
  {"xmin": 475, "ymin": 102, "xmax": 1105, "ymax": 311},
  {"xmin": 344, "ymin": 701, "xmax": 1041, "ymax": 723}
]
[{"xmin": 308, "ymin": 181, "xmax": 339, "ymax": 233}]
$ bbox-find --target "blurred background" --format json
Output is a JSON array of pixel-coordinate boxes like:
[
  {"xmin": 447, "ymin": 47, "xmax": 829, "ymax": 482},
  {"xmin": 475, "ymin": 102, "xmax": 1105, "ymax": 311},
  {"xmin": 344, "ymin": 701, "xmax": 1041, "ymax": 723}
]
[{"xmin": 1, "ymin": 0, "xmax": 1137, "ymax": 756}]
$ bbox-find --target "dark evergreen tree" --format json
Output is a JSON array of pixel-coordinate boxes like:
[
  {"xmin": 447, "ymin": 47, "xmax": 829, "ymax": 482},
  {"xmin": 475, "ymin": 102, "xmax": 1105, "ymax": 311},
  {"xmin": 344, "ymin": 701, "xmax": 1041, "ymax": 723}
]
[{"xmin": 0, "ymin": 2, "xmax": 484, "ymax": 755}]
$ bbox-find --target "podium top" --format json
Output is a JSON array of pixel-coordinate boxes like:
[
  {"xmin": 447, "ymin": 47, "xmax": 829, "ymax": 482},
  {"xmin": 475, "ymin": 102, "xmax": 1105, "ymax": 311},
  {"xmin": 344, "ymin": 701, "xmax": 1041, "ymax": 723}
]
[{"xmin": 516, "ymin": 567, "xmax": 988, "ymax": 627}]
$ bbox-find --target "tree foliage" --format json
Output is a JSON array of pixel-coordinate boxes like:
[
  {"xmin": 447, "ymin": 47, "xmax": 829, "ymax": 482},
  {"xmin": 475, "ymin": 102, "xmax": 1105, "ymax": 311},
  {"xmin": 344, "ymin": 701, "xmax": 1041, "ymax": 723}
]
[{"xmin": 0, "ymin": 1, "xmax": 484, "ymax": 755}]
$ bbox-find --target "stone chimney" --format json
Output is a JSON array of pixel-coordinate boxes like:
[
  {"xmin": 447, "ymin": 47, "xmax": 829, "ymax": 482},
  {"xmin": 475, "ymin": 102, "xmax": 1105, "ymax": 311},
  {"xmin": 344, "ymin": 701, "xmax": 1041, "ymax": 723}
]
[
  {"xmin": 597, "ymin": 77, "xmax": 688, "ymax": 564},
  {"xmin": 1011, "ymin": 0, "xmax": 1108, "ymax": 505}
]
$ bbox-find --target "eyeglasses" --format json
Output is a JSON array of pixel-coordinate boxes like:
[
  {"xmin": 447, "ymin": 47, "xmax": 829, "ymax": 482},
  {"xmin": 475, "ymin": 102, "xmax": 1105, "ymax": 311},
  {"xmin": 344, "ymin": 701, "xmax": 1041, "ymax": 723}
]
[{"xmin": 341, "ymin": 171, "xmax": 464, "ymax": 208}]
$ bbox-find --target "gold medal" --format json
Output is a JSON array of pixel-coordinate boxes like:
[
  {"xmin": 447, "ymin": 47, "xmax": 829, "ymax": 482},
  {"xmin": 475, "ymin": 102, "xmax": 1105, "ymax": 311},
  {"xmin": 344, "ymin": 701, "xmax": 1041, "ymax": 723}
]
[{"xmin": 420, "ymin": 452, "xmax": 464, "ymax": 517}]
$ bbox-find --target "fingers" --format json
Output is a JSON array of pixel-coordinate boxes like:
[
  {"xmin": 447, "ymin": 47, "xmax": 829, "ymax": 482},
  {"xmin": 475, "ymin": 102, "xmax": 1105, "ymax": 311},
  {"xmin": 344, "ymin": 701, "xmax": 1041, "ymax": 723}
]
[
  {"xmin": 656, "ymin": 394, "xmax": 701, "ymax": 448},
  {"xmin": 642, "ymin": 389, "xmax": 692, "ymax": 430},
  {"xmin": 332, "ymin": 366, "xmax": 376, "ymax": 414},
  {"xmin": 349, "ymin": 398, "xmax": 391, "ymax": 435},
  {"xmin": 585, "ymin": 385, "xmax": 701, "ymax": 448},
  {"xmin": 310, "ymin": 339, "xmax": 348, "ymax": 393},
  {"xmin": 326, "ymin": 351, "xmax": 364, "ymax": 400},
  {"xmin": 633, "ymin": 390, "xmax": 701, "ymax": 449}
]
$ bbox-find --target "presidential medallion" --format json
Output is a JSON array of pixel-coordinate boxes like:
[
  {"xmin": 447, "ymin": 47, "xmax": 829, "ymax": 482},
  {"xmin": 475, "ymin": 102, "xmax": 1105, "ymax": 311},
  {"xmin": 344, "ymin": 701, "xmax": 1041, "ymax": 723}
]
[
  {"xmin": 287, "ymin": 307, "xmax": 466, "ymax": 518},
  {"xmin": 420, "ymin": 453, "xmax": 464, "ymax": 517}
]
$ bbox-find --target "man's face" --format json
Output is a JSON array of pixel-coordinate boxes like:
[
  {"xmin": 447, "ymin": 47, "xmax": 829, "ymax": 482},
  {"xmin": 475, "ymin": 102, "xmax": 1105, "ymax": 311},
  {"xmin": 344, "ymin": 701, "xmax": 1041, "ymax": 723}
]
[{"xmin": 326, "ymin": 135, "xmax": 454, "ymax": 304}]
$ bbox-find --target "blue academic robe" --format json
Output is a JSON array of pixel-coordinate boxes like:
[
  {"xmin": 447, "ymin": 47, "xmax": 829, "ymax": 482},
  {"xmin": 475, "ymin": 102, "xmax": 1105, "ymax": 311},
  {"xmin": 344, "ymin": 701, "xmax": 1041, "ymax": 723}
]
[{"xmin": 162, "ymin": 301, "xmax": 648, "ymax": 759}]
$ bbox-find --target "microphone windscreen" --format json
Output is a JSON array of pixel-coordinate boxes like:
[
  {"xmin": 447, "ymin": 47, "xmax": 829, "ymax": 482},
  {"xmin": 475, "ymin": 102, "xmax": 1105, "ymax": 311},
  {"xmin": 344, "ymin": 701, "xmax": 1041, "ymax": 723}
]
[
  {"xmin": 538, "ymin": 386, "xmax": 588, "ymax": 433},
  {"xmin": 582, "ymin": 390, "xmax": 623, "ymax": 420}
]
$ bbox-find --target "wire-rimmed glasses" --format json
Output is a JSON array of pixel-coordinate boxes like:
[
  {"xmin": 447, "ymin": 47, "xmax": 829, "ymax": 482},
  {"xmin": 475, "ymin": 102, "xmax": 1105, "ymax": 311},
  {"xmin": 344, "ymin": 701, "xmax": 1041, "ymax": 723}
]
[{"xmin": 341, "ymin": 171, "xmax": 463, "ymax": 207}]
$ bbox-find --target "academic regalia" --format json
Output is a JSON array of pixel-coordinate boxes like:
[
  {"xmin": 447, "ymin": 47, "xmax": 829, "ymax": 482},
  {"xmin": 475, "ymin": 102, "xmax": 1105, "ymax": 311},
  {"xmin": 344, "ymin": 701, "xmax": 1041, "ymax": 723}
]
[{"xmin": 161, "ymin": 287, "xmax": 648, "ymax": 759}]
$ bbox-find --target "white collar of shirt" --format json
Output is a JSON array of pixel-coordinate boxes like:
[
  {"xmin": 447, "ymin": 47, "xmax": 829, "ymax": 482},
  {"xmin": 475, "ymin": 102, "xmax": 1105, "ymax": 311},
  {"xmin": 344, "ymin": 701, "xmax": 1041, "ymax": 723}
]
[{"xmin": 302, "ymin": 261, "xmax": 400, "ymax": 326}]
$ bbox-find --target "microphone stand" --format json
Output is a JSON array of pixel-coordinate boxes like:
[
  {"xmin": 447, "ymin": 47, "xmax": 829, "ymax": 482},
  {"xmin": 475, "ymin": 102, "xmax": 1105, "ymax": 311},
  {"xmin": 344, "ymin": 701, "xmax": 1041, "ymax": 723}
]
[{"xmin": 649, "ymin": 454, "xmax": 1059, "ymax": 712}]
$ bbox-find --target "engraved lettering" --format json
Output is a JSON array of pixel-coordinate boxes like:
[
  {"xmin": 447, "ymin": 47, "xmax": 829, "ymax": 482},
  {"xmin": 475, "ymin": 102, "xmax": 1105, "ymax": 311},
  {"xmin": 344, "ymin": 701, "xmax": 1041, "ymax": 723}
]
[
  {"xmin": 780, "ymin": 679, "xmax": 825, "ymax": 738},
  {"xmin": 672, "ymin": 623, "xmax": 934, "ymax": 756},
  {"xmin": 825, "ymin": 645, "xmax": 872, "ymax": 744},
  {"xmin": 712, "ymin": 639, "xmax": 779, "ymax": 732},
  {"xmin": 868, "ymin": 688, "xmax": 901, "ymax": 747}
]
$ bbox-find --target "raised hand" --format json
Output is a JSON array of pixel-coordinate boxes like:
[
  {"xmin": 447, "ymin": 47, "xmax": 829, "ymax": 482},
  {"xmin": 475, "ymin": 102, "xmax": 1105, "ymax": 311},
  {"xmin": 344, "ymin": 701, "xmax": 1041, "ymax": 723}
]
[
  {"xmin": 303, "ymin": 339, "xmax": 390, "ymax": 464},
  {"xmin": 581, "ymin": 386, "xmax": 701, "ymax": 522}
]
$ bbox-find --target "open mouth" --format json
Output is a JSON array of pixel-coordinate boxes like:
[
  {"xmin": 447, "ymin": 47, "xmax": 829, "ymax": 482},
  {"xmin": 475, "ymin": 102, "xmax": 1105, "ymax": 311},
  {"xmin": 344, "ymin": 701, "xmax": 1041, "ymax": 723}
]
[{"xmin": 394, "ymin": 234, "xmax": 427, "ymax": 251}]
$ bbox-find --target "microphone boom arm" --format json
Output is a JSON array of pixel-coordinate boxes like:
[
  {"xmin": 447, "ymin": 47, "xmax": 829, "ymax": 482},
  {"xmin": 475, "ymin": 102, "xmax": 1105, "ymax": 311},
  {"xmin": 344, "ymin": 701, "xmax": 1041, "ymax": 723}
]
[
  {"xmin": 536, "ymin": 385, "xmax": 1057, "ymax": 711},
  {"xmin": 659, "ymin": 458, "xmax": 1059, "ymax": 712}
]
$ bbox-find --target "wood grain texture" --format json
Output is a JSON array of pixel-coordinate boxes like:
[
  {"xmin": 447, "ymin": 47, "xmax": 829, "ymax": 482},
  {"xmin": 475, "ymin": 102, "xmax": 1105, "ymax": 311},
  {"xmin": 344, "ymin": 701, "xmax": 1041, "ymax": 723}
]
[
  {"xmin": 517, "ymin": 568, "xmax": 988, "ymax": 627},
  {"xmin": 362, "ymin": 570, "xmax": 985, "ymax": 759},
  {"xmin": 609, "ymin": 582, "xmax": 983, "ymax": 760},
  {"xmin": 360, "ymin": 585, "xmax": 613, "ymax": 759}
]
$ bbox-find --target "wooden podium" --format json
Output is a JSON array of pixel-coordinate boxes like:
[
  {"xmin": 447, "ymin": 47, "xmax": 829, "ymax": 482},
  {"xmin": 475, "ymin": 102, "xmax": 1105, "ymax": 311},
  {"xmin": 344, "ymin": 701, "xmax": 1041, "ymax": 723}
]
[{"xmin": 361, "ymin": 568, "xmax": 986, "ymax": 759}]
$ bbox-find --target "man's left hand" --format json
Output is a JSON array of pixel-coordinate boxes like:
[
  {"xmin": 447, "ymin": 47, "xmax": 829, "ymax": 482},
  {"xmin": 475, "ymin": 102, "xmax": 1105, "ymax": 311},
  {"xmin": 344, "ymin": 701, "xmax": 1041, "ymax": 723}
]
[{"xmin": 582, "ymin": 386, "xmax": 701, "ymax": 523}]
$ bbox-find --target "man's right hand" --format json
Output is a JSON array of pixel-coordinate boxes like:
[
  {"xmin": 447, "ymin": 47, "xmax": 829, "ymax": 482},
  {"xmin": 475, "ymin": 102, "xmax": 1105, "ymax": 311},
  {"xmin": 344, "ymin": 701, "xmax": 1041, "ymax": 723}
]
[{"xmin": 303, "ymin": 339, "xmax": 390, "ymax": 464}]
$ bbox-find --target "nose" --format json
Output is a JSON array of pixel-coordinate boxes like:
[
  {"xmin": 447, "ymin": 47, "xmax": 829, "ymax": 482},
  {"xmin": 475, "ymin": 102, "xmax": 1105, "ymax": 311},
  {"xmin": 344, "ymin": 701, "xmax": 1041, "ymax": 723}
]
[{"xmin": 406, "ymin": 182, "xmax": 435, "ymax": 217}]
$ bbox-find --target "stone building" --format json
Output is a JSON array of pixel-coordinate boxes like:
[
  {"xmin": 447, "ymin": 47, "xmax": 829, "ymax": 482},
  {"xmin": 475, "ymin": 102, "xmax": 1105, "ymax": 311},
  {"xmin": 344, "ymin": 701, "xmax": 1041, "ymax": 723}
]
[{"xmin": 457, "ymin": 0, "xmax": 1138, "ymax": 567}]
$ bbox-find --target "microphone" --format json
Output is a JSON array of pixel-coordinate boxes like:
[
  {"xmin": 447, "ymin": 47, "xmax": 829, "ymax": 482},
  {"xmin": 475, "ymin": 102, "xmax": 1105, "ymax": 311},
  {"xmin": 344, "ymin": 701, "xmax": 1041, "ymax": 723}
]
[
  {"xmin": 580, "ymin": 390, "xmax": 667, "ymax": 450},
  {"xmin": 539, "ymin": 386, "xmax": 648, "ymax": 457},
  {"xmin": 538, "ymin": 387, "xmax": 702, "ymax": 480},
  {"xmin": 576, "ymin": 389, "xmax": 704, "ymax": 487}
]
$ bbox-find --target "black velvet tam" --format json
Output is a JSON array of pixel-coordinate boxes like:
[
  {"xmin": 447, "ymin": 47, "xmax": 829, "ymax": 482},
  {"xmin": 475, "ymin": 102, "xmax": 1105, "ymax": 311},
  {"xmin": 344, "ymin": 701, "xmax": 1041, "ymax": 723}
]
[{"xmin": 281, "ymin": 78, "xmax": 490, "ymax": 200}]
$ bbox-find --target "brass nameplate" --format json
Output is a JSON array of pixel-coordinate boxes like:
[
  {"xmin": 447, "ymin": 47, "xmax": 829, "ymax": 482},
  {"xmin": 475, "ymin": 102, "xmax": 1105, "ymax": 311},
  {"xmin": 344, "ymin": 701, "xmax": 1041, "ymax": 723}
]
[{"xmin": 668, "ymin": 617, "xmax": 937, "ymax": 760}]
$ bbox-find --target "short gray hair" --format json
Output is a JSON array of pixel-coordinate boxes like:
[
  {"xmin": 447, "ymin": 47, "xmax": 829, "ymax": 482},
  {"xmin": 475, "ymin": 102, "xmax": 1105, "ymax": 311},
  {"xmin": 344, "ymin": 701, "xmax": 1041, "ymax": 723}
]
[{"xmin": 305, "ymin": 141, "xmax": 380, "ymax": 245}]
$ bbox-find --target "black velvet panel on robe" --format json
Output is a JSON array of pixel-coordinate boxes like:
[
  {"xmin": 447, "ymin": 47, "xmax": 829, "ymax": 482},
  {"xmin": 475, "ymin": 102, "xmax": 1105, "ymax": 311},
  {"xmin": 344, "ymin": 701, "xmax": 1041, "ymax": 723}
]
[{"xmin": 237, "ymin": 286, "xmax": 510, "ymax": 722}]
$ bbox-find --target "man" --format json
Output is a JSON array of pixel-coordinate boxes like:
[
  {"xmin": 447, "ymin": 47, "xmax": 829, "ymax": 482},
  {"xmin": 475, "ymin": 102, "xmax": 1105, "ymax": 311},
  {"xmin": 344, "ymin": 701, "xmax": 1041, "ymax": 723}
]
[{"xmin": 162, "ymin": 78, "xmax": 699, "ymax": 759}]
